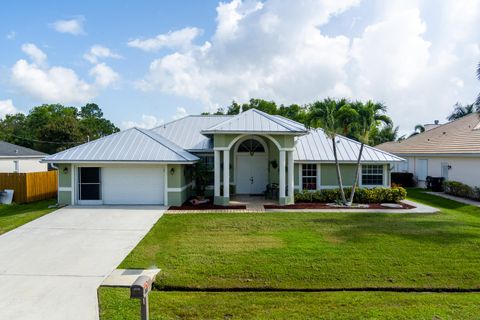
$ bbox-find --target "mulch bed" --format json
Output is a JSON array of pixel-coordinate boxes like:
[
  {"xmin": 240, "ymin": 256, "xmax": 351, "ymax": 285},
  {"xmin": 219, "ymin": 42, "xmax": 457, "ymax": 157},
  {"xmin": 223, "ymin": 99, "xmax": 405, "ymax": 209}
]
[
  {"xmin": 264, "ymin": 202, "xmax": 415, "ymax": 210},
  {"xmin": 168, "ymin": 198, "xmax": 246, "ymax": 211}
]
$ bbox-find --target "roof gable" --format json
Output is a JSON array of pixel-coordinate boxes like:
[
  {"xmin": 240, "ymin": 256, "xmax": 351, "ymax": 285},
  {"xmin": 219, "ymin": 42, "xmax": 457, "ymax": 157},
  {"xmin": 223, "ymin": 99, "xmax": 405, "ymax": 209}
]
[
  {"xmin": 377, "ymin": 113, "xmax": 480, "ymax": 155},
  {"xmin": 294, "ymin": 129, "xmax": 403, "ymax": 162},
  {"xmin": 0, "ymin": 141, "xmax": 47, "ymax": 157},
  {"xmin": 43, "ymin": 127, "xmax": 198, "ymax": 163},
  {"xmin": 201, "ymin": 109, "xmax": 307, "ymax": 134}
]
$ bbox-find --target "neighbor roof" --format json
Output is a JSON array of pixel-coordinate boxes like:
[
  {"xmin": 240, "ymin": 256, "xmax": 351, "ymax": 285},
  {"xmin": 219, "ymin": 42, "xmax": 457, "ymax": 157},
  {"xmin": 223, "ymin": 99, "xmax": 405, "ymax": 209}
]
[
  {"xmin": 377, "ymin": 113, "xmax": 480, "ymax": 155},
  {"xmin": 294, "ymin": 129, "xmax": 404, "ymax": 162},
  {"xmin": 43, "ymin": 127, "xmax": 198, "ymax": 163},
  {"xmin": 201, "ymin": 109, "xmax": 307, "ymax": 134},
  {"xmin": 151, "ymin": 115, "xmax": 232, "ymax": 151},
  {"xmin": 0, "ymin": 141, "xmax": 47, "ymax": 158}
]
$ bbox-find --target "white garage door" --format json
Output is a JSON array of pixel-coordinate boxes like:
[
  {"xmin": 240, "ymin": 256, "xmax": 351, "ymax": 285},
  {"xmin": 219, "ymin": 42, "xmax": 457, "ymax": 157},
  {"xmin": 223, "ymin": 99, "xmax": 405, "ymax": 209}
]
[{"xmin": 102, "ymin": 166, "xmax": 165, "ymax": 205}]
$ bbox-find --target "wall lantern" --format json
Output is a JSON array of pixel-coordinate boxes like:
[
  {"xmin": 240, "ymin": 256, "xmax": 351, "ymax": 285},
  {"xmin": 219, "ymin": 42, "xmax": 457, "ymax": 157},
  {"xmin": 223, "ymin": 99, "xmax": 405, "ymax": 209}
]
[
  {"xmin": 63, "ymin": 167, "xmax": 69, "ymax": 174},
  {"xmin": 170, "ymin": 168, "xmax": 175, "ymax": 175},
  {"xmin": 448, "ymin": 165, "xmax": 452, "ymax": 170},
  {"xmin": 270, "ymin": 160, "xmax": 278, "ymax": 169}
]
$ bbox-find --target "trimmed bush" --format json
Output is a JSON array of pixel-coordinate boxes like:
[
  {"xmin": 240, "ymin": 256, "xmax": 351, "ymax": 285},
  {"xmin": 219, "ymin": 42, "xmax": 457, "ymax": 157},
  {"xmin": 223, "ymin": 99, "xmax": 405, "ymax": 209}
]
[
  {"xmin": 294, "ymin": 187, "xmax": 407, "ymax": 204},
  {"xmin": 444, "ymin": 181, "xmax": 480, "ymax": 201}
]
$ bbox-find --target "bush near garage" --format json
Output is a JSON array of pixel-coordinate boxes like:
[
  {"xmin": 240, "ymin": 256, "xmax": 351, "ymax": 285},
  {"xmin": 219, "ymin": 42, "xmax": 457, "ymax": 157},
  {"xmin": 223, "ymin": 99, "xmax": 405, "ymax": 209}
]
[
  {"xmin": 294, "ymin": 187, "xmax": 407, "ymax": 204},
  {"xmin": 444, "ymin": 181, "xmax": 480, "ymax": 201}
]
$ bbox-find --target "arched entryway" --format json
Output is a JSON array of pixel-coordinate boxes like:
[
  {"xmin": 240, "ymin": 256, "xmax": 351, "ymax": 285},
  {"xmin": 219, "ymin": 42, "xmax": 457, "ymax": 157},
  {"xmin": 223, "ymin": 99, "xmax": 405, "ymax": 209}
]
[{"xmin": 234, "ymin": 137, "xmax": 268, "ymax": 194}]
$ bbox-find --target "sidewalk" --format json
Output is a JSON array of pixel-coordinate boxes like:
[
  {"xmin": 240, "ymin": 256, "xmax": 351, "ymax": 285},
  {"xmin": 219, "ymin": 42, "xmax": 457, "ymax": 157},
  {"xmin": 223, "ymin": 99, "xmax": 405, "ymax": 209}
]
[{"xmin": 425, "ymin": 192, "xmax": 480, "ymax": 207}]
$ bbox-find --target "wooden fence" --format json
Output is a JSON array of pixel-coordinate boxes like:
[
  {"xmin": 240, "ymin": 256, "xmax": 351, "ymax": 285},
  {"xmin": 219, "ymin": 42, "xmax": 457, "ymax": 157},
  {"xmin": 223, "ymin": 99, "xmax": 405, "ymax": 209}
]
[{"xmin": 0, "ymin": 171, "xmax": 58, "ymax": 203}]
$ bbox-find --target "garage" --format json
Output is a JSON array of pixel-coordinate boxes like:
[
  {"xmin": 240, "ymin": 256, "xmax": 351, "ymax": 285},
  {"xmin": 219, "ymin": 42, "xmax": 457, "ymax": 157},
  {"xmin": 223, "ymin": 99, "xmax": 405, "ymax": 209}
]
[{"xmin": 102, "ymin": 166, "xmax": 165, "ymax": 205}]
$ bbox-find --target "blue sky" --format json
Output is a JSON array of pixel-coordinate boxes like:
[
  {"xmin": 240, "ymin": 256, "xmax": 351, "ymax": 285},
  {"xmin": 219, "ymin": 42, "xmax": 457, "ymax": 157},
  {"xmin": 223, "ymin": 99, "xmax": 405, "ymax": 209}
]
[{"xmin": 1, "ymin": 0, "xmax": 479, "ymax": 133}]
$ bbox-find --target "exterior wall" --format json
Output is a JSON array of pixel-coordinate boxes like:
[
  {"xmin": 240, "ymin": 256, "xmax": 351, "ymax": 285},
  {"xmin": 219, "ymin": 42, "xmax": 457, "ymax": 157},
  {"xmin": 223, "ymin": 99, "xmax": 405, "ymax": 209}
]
[
  {"xmin": 167, "ymin": 164, "xmax": 193, "ymax": 206},
  {"xmin": 57, "ymin": 163, "xmax": 73, "ymax": 205},
  {"xmin": 320, "ymin": 164, "xmax": 357, "ymax": 186},
  {"xmin": 395, "ymin": 155, "xmax": 480, "ymax": 188},
  {"xmin": 0, "ymin": 158, "xmax": 47, "ymax": 173}
]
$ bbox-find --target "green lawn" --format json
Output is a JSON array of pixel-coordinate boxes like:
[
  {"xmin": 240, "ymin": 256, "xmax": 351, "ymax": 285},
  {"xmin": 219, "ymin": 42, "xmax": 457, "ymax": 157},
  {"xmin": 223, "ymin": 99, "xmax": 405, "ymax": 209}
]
[
  {"xmin": 99, "ymin": 289, "xmax": 480, "ymax": 320},
  {"xmin": 0, "ymin": 199, "xmax": 56, "ymax": 235},
  {"xmin": 119, "ymin": 189, "xmax": 480, "ymax": 290},
  {"xmin": 100, "ymin": 189, "xmax": 480, "ymax": 319}
]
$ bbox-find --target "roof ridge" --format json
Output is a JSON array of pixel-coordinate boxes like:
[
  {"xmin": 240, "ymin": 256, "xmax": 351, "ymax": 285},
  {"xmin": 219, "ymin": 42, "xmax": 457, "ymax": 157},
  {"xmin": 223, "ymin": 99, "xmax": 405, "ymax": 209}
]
[
  {"xmin": 150, "ymin": 114, "xmax": 234, "ymax": 131},
  {"xmin": 136, "ymin": 127, "xmax": 197, "ymax": 161}
]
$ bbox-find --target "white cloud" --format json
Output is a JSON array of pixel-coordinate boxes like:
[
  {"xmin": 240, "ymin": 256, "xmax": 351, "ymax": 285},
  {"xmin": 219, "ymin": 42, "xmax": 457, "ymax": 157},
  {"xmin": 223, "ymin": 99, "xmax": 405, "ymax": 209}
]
[
  {"xmin": 83, "ymin": 45, "xmax": 122, "ymax": 64},
  {"xmin": 89, "ymin": 63, "xmax": 119, "ymax": 87},
  {"xmin": 50, "ymin": 17, "xmax": 85, "ymax": 35},
  {"xmin": 11, "ymin": 44, "xmax": 119, "ymax": 104},
  {"xmin": 122, "ymin": 114, "xmax": 163, "ymax": 129},
  {"xmin": 127, "ymin": 27, "xmax": 202, "ymax": 52},
  {"xmin": 173, "ymin": 107, "xmax": 188, "ymax": 120},
  {"xmin": 21, "ymin": 43, "xmax": 47, "ymax": 67},
  {"xmin": 6, "ymin": 31, "xmax": 16, "ymax": 40},
  {"xmin": 134, "ymin": 0, "xmax": 480, "ymax": 131},
  {"xmin": 0, "ymin": 99, "xmax": 19, "ymax": 118}
]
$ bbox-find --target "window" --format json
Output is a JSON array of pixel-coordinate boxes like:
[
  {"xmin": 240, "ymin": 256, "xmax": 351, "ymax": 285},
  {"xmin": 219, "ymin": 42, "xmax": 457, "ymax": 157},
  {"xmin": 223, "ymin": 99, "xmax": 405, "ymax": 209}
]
[
  {"xmin": 78, "ymin": 167, "xmax": 101, "ymax": 200},
  {"xmin": 361, "ymin": 165, "xmax": 384, "ymax": 186},
  {"xmin": 237, "ymin": 139, "xmax": 265, "ymax": 154},
  {"xmin": 198, "ymin": 155, "xmax": 214, "ymax": 185},
  {"xmin": 302, "ymin": 164, "xmax": 317, "ymax": 190}
]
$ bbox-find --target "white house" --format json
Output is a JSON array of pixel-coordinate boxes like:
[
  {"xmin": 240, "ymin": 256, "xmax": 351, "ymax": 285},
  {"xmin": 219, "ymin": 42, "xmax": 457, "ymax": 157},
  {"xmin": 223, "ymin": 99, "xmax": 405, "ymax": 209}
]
[
  {"xmin": 0, "ymin": 141, "xmax": 48, "ymax": 173},
  {"xmin": 377, "ymin": 113, "xmax": 480, "ymax": 188}
]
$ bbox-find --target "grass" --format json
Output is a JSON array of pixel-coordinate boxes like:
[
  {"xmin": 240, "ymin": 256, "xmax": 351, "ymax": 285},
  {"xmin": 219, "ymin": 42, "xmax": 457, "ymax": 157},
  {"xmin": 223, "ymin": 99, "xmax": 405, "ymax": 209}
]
[
  {"xmin": 119, "ymin": 188, "xmax": 480, "ymax": 290},
  {"xmin": 99, "ymin": 288, "xmax": 480, "ymax": 320},
  {"xmin": 0, "ymin": 199, "xmax": 56, "ymax": 235},
  {"xmin": 99, "ymin": 189, "xmax": 480, "ymax": 319}
]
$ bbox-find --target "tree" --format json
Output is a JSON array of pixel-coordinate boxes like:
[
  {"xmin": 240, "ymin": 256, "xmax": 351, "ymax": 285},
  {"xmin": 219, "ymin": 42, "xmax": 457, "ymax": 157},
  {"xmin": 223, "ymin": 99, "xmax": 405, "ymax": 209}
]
[
  {"xmin": 370, "ymin": 123, "xmax": 401, "ymax": 145},
  {"xmin": 347, "ymin": 101, "xmax": 391, "ymax": 205},
  {"xmin": 0, "ymin": 103, "xmax": 119, "ymax": 154},
  {"xmin": 409, "ymin": 124, "xmax": 425, "ymax": 137},
  {"xmin": 308, "ymin": 98, "xmax": 349, "ymax": 204},
  {"xmin": 447, "ymin": 102, "xmax": 478, "ymax": 121}
]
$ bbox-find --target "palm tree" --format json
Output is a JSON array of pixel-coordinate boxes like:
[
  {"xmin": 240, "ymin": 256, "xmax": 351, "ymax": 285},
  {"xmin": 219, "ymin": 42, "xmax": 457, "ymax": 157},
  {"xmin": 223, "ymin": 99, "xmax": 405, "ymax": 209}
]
[
  {"xmin": 308, "ymin": 98, "xmax": 352, "ymax": 204},
  {"xmin": 447, "ymin": 102, "xmax": 477, "ymax": 121},
  {"xmin": 409, "ymin": 124, "xmax": 425, "ymax": 137},
  {"xmin": 347, "ymin": 101, "xmax": 392, "ymax": 205}
]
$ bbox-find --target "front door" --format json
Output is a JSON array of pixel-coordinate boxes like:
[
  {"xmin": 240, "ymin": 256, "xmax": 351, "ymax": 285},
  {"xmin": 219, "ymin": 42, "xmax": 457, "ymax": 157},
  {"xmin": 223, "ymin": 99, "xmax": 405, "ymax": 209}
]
[{"xmin": 236, "ymin": 154, "xmax": 268, "ymax": 194}]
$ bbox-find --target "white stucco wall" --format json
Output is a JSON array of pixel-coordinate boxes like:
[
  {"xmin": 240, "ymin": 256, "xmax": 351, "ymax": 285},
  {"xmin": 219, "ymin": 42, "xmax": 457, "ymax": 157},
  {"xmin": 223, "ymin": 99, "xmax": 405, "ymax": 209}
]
[
  {"xmin": 0, "ymin": 158, "xmax": 48, "ymax": 173},
  {"xmin": 394, "ymin": 155, "xmax": 480, "ymax": 188}
]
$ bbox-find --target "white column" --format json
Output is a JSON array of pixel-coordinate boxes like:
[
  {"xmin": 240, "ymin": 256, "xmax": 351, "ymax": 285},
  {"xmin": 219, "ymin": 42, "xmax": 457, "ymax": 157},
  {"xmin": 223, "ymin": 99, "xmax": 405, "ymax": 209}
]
[
  {"xmin": 287, "ymin": 151, "xmax": 294, "ymax": 198},
  {"xmin": 279, "ymin": 150, "xmax": 286, "ymax": 198},
  {"xmin": 214, "ymin": 150, "xmax": 220, "ymax": 197},
  {"xmin": 223, "ymin": 150, "xmax": 230, "ymax": 198}
]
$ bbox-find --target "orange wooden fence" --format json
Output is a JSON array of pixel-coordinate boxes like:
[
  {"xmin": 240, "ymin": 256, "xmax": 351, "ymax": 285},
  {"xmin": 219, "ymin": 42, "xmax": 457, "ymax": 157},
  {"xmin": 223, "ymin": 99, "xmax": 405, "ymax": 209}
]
[{"xmin": 0, "ymin": 171, "xmax": 58, "ymax": 203}]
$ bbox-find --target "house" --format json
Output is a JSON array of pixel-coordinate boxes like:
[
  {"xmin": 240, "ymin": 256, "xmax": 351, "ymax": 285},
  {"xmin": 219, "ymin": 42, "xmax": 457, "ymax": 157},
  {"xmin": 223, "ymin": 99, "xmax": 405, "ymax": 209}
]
[
  {"xmin": 0, "ymin": 141, "xmax": 48, "ymax": 173},
  {"xmin": 377, "ymin": 112, "xmax": 480, "ymax": 188},
  {"xmin": 42, "ymin": 109, "xmax": 403, "ymax": 206}
]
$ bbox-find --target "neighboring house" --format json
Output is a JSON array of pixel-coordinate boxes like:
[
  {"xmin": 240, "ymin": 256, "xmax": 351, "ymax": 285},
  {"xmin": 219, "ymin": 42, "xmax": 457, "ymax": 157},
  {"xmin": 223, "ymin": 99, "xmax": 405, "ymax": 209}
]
[
  {"xmin": 377, "ymin": 112, "xmax": 480, "ymax": 188},
  {"xmin": 0, "ymin": 141, "xmax": 48, "ymax": 173},
  {"xmin": 42, "ymin": 109, "xmax": 402, "ymax": 206}
]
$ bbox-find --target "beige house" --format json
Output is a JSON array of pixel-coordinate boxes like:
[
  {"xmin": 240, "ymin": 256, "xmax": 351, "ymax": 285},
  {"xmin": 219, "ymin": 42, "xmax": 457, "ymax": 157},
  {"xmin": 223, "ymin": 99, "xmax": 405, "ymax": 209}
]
[
  {"xmin": 377, "ymin": 113, "xmax": 480, "ymax": 188},
  {"xmin": 0, "ymin": 141, "xmax": 48, "ymax": 173}
]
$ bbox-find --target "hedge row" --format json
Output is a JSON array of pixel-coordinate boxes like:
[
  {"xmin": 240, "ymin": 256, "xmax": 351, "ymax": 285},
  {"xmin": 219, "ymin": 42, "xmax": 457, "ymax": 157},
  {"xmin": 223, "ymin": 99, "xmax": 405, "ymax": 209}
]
[
  {"xmin": 444, "ymin": 181, "xmax": 480, "ymax": 201},
  {"xmin": 294, "ymin": 187, "xmax": 407, "ymax": 204}
]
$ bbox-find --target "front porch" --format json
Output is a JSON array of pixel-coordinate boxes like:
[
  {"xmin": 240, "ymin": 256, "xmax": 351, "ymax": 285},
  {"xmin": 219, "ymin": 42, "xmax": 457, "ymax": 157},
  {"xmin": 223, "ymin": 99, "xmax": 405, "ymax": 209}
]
[{"xmin": 211, "ymin": 134, "xmax": 297, "ymax": 206}]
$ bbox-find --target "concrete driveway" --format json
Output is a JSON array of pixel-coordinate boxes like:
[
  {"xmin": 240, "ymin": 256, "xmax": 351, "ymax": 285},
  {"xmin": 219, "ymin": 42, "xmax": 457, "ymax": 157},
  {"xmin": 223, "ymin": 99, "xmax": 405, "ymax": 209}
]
[{"xmin": 0, "ymin": 206, "xmax": 165, "ymax": 320}]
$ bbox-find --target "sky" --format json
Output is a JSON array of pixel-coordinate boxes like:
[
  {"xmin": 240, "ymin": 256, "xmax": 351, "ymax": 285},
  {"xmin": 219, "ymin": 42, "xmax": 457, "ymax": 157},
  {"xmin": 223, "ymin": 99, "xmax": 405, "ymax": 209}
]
[{"xmin": 0, "ymin": 0, "xmax": 479, "ymax": 135}]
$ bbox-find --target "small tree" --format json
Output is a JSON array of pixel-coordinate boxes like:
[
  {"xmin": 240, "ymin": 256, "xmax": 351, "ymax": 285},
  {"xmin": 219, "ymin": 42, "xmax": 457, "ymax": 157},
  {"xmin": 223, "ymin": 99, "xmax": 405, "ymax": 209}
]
[{"xmin": 193, "ymin": 161, "xmax": 210, "ymax": 198}]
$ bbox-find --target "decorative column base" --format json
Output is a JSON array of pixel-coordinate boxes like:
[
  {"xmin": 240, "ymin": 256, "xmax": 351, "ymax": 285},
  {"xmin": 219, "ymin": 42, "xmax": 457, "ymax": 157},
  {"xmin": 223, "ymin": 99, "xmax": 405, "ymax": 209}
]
[
  {"xmin": 214, "ymin": 196, "xmax": 230, "ymax": 206},
  {"xmin": 279, "ymin": 196, "xmax": 294, "ymax": 205}
]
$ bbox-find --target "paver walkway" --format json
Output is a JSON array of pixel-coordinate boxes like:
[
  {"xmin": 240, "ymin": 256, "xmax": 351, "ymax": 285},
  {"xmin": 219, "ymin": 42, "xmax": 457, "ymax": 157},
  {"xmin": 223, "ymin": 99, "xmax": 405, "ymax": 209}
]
[{"xmin": 0, "ymin": 206, "xmax": 165, "ymax": 320}]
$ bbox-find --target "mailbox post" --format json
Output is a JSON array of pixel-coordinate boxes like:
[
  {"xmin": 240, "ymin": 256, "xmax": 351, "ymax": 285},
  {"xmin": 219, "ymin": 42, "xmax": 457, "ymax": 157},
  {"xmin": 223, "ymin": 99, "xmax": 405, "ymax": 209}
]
[{"xmin": 130, "ymin": 275, "xmax": 153, "ymax": 320}]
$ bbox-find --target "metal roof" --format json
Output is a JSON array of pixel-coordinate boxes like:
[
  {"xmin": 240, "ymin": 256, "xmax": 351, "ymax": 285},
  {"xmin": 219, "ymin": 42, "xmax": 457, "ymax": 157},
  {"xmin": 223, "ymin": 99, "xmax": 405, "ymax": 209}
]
[
  {"xmin": 43, "ymin": 127, "xmax": 198, "ymax": 163},
  {"xmin": 377, "ymin": 113, "xmax": 480, "ymax": 155},
  {"xmin": 151, "ymin": 115, "xmax": 232, "ymax": 151},
  {"xmin": 294, "ymin": 129, "xmax": 404, "ymax": 162},
  {"xmin": 0, "ymin": 141, "xmax": 47, "ymax": 158},
  {"xmin": 201, "ymin": 109, "xmax": 307, "ymax": 134}
]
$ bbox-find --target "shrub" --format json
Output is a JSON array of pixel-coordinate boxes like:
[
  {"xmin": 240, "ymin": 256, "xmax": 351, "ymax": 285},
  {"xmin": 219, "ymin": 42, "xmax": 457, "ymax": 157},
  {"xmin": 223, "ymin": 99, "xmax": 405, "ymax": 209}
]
[
  {"xmin": 294, "ymin": 187, "xmax": 407, "ymax": 204},
  {"xmin": 444, "ymin": 181, "xmax": 480, "ymax": 201},
  {"xmin": 391, "ymin": 172, "xmax": 415, "ymax": 187}
]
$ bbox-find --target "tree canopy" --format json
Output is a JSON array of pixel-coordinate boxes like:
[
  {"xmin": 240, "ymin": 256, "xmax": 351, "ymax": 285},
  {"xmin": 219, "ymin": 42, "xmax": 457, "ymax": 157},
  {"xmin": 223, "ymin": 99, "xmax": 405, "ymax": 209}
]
[{"xmin": 0, "ymin": 103, "xmax": 119, "ymax": 154}]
